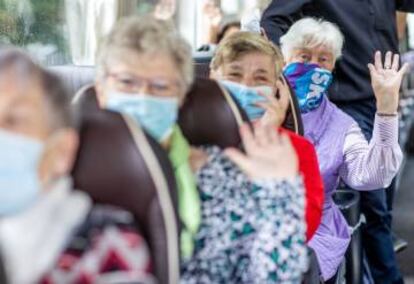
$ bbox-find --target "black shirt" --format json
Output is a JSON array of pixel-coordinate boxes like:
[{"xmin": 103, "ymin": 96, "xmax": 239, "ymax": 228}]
[{"xmin": 261, "ymin": 0, "xmax": 414, "ymax": 102}]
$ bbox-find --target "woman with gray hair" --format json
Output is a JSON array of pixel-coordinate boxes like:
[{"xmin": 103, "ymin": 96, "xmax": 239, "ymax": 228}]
[
  {"xmin": 95, "ymin": 15, "xmax": 308, "ymax": 283},
  {"xmin": 280, "ymin": 17, "xmax": 407, "ymax": 281}
]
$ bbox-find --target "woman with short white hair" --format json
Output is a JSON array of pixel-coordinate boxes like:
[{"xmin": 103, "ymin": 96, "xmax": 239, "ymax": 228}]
[{"xmin": 280, "ymin": 17, "xmax": 407, "ymax": 281}]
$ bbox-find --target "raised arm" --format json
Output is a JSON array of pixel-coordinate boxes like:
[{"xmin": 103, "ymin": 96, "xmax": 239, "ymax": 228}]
[
  {"xmin": 339, "ymin": 51, "xmax": 407, "ymax": 190},
  {"xmin": 260, "ymin": 0, "xmax": 312, "ymax": 44}
]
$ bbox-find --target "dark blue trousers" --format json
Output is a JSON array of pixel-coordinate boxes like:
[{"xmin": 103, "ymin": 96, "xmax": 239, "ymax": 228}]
[{"xmin": 334, "ymin": 98, "xmax": 403, "ymax": 284}]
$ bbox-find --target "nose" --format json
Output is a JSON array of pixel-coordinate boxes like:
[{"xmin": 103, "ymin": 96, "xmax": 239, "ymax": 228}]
[
  {"xmin": 136, "ymin": 80, "xmax": 151, "ymax": 94},
  {"xmin": 240, "ymin": 75, "xmax": 255, "ymax": 87},
  {"xmin": 309, "ymin": 58, "xmax": 319, "ymax": 66},
  {"xmin": 308, "ymin": 56, "xmax": 320, "ymax": 66}
]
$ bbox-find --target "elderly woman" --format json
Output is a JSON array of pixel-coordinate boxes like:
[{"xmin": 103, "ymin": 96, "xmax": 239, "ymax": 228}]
[
  {"xmin": 0, "ymin": 49, "xmax": 154, "ymax": 283},
  {"xmin": 280, "ymin": 18, "xmax": 405, "ymax": 281},
  {"xmin": 95, "ymin": 16, "xmax": 307, "ymax": 283},
  {"xmin": 209, "ymin": 31, "xmax": 324, "ymax": 242}
]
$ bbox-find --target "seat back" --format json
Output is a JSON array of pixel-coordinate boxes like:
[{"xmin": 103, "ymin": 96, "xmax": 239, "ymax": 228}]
[
  {"xmin": 178, "ymin": 78, "xmax": 249, "ymax": 148},
  {"xmin": 48, "ymin": 65, "xmax": 95, "ymax": 97},
  {"xmin": 71, "ymin": 109, "xmax": 179, "ymax": 284},
  {"xmin": 282, "ymin": 75, "xmax": 304, "ymax": 136},
  {"xmin": 193, "ymin": 51, "xmax": 213, "ymax": 79}
]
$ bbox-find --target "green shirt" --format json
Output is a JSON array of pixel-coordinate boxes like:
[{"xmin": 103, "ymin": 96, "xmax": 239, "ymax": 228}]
[{"xmin": 168, "ymin": 126, "xmax": 201, "ymax": 259}]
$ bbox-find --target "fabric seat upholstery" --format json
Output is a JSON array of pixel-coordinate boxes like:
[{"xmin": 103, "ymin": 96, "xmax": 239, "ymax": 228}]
[
  {"xmin": 71, "ymin": 108, "xmax": 180, "ymax": 284},
  {"xmin": 48, "ymin": 65, "xmax": 95, "ymax": 97}
]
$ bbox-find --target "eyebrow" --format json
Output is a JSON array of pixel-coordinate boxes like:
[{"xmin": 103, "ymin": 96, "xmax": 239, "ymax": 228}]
[
  {"xmin": 227, "ymin": 64, "xmax": 243, "ymax": 70},
  {"xmin": 254, "ymin": 69, "xmax": 270, "ymax": 75}
]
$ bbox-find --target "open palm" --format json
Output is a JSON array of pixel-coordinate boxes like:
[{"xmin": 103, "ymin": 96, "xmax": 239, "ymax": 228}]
[
  {"xmin": 368, "ymin": 51, "xmax": 409, "ymax": 114},
  {"xmin": 225, "ymin": 123, "xmax": 298, "ymax": 180}
]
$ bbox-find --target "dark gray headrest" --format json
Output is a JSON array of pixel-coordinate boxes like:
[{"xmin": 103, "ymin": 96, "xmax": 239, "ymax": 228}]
[{"xmin": 48, "ymin": 65, "xmax": 95, "ymax": 97}]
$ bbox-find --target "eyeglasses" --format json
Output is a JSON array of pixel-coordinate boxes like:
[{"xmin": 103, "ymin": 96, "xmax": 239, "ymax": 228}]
[{"xmin": 106, "ymin": 72, "xmax": 182, "ymax": 97}]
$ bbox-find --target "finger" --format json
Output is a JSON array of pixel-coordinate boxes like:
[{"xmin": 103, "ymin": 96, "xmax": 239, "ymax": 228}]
[
  {"xmin": 253, "ymin": 122, "xmax": 271, "ymax": 147},
  {"xmin": 398, "ymin": 62, "xmax": 410, "ymax": 76},
  {"xmin": 391, "ymin": 54, "xmax": 400, "ymax": 71},
  {"xmin": 276, "ymin": 79, "xmax": 285, "ymax": 88},
  {"xmin": 239, "ymin": 123, "xmax": 257, "ymax": 154},
  {"xmin": 374, "ymin": 51, "xmax": 383, "ymax": 71},
  {"xmin": 384, "ymin": 51, "xmax": 393, "ymax": 69},
  {"xmin": 267, "ymin": 126, "xmax": 279, "ymax": 144},
  {"xmin": 367, "ymin": 63, "xmax": 377, "ymax": 78},
  {"xmin": 256, "ymin": 91, "xmax": 277, "ymax": 105},
  {"xmin": 254, "ymin": 101, "xmax": 271, "ymax": 110},
  {"xmin": 263, "ymin": 123, "xmax": 278, "ymax": 146},
  {"xmin": 255, "ymin": 90, "xmax": 272, "ymax": 100},
  {"xmin": 224, "ymin": 148, "xmax": 252, "ymax": 173}
]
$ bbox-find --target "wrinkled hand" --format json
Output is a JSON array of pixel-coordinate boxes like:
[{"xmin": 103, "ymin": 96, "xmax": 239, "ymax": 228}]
[
  {"xmin": 203, "ymin": 0, "xmax": 222, "ymax": 28},
  {"xmin": 256, "ymin": 87, "xmax": 285, "ymax": 128},
  {"xmin": 225, "ymin": 123, "xmax": 298, "ymax": 180},
  {"xmin": 257, "ymin": 78, "xmax": 290, "ymax": 128},
  {"xmin": 154, "ymin": 0, "xmax": 176, "ymax": 21},
  {"xmin": 368, "ymin": 51, "xmax": 409, "ymax": 114}
]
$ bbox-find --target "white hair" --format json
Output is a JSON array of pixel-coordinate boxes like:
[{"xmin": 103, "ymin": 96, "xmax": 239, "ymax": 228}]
[{"xmin": 280, "ymin": 18, "xmax": 344, "ymax": 61}]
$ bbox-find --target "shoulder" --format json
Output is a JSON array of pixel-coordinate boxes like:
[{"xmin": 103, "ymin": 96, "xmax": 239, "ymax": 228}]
[{"xmin": 328, "ymin": 100, "xmax": 357, "ymax": 126}]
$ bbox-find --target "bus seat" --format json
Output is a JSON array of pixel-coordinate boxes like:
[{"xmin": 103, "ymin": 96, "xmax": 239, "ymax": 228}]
[
  {"xmin": 193, "ymin": 51, "xmax": 213, "ymax": 79},
  {"xmin": 333, "ymin": 189, "xmax": 363, "ymax": 284},
  {"xmin": 178, "ymin": 78, "xmax": 250, "ymax": 148},
  {"xmin": 71, "ymin": 110, "xmax": 180, "ymax": 284},
  {"xmin": 48, "ymin": 65, "xmax": 95, "ymax": 97},
  {"xmin": 72, "ymin": 84, "xmax": 100, "ymax": 116},
  {"xmin": 283, "ymin": 75, "xmax": 304, "ymax": 136}
]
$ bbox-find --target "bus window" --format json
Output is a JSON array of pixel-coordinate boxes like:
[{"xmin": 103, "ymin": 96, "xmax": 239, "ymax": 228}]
[{"xmin": 0, "ymin": 0, "xmax": 272, "ymax": 66}]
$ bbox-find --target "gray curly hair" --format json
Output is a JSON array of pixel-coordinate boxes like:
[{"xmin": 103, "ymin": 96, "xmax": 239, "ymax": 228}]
[{"xmin": 96, "ymin": 15, "xmax": 194, "ymax": 94}]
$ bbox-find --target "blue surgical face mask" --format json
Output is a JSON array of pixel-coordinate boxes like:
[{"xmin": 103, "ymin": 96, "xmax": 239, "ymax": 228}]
[
  {"xmin": 219, "ymin": 80, "xmax": 273, "ymax": 121},
  {"xmin": 0, "ymin": 130, "xmax": 44, "ymax": 215},
  {"xmin": 283, "ymin": 62, "xmax": 333, "ymax": 113},
  {"xmin": 106, "ymin": 91, "xmax": 179, "ymax": 142}
]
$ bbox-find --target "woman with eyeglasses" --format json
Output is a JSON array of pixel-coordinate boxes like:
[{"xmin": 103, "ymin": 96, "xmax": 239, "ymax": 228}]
[{"xmin": 95, "ymin": 16, "xmax": 308, "ymax": 283}]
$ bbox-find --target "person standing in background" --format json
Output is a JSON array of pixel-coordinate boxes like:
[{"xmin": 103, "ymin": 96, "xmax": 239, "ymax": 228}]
[{"xmin": 261, "ymin": 1, "xmax": 414, "ymax": 283}]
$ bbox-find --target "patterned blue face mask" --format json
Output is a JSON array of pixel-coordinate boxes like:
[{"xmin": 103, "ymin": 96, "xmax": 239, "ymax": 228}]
[
  {"xmin": 0, "ymin": 130, "xmax": 43, "ymax": 215},
  {"xmin": 106, "ymin": 92, "xmax": 179, "ymax": 142},
  {"xmin": 219, "ymin": 80, "xmax": 273, "ymax": 121},
  {"xmin": 283, "ymin": 62, "xmax": 333, "ymax": 113}
]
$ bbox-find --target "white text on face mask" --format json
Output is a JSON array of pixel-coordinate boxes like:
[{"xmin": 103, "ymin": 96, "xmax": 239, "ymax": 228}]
[{"xmin": 308, "ymin": 73, "xmax": 331, "ymax": 99}]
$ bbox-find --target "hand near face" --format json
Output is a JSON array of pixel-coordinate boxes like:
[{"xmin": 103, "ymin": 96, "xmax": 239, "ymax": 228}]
[
  {"xmin": 368, "ymin": 51, "xmax": 410, "ymax": 114},
  {"xmin": 225, "ymin": 123, "xmax": 298, "ymax": 180},
  {"xmin": 257, "ymin": 78, "xmax": 290, "ymax": 128},
  {"xmin": 256, "ymin": 89, "xmax": 284, "ymax": 128}
]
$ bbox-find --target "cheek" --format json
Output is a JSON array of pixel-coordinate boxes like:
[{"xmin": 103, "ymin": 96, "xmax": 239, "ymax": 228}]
[
  {"xmin": 96, "ymin": 81, "xmax": 113, "ymax": 108},
  {"xmin": 322, "ymin": 60, "xmax": 335, "ymax": 72}
]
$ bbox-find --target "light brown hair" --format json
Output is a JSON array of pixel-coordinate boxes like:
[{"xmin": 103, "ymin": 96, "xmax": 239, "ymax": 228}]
[{"xmin": 210, "ymin": 31, "xmax": 284, "ymax": 78}]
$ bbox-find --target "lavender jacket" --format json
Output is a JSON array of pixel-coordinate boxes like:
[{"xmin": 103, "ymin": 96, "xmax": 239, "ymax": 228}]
[{"xmin": 303, "ymin": 96, "xmax": 403, "ymax": 280}]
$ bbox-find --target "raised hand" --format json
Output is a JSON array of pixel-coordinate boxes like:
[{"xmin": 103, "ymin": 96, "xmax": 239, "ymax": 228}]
[
  {"xmin": 203, "ymin": 0, "xmax": 222, "ymax": 28},
  {"xmin": 368, "ymin": 51, "xmax": 410, "ymax": 115},
  {"xmin": 153, "ymin": 0, "xmax": 176, "ymax": 21},
  {"xmin": 256, "ymin": 88, "xmax": 285, "ymax": 128},
  {"xmin": 224, "ymin": 123, "xmax": 298, "ymax": 180}
]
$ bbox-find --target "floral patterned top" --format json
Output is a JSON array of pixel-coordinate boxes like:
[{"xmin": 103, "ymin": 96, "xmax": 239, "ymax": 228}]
[{"xmin": 180, "ymin": 147, "xmax": 308, "ymax": 284}]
